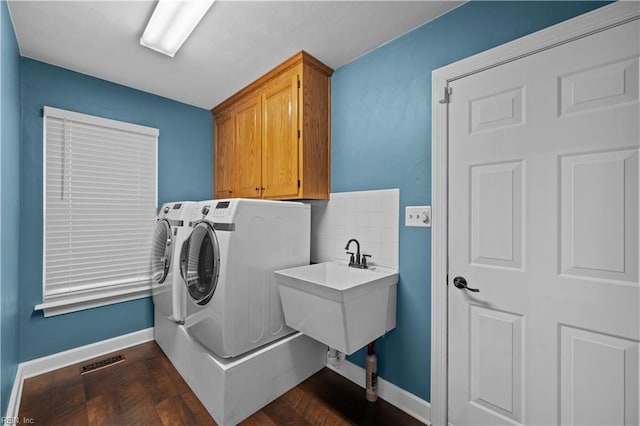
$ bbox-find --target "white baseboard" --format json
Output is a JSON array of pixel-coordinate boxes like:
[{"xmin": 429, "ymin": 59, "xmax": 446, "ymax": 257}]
[
  {"xmin": 6, "ymin": 364, "xmax": 24, "ymax": 420},
  {"xmin": 6, "ymin": 327, "xmax": 154, "ymax": 418},
  {"xmin": 327, "ymin": 360, "xmax": 431, "ymax": 425}
]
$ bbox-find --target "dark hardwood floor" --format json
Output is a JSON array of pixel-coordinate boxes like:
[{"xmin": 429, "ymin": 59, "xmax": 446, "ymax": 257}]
[{"xmin": 18, "ymin": 341, "xmax": 425, "ymax": 425}]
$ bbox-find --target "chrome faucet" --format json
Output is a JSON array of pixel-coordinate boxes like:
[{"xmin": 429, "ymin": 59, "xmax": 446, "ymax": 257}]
[{"xmin": 345, "ymin": 238, "xmax": 370, "ymax": 269}]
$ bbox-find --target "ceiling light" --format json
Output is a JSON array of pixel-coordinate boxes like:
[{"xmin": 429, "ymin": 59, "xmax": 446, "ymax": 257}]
[{"xmin": 140, "ymin": 0, "xmax": 215, "ymax": 57}]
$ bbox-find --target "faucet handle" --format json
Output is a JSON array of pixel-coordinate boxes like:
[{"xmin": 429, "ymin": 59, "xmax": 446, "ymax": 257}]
[
  {"xmin": 361, "ymin": 254, "xmax": 372, "ymax": 268},
  {"xmin": 346, "ymin": 251, "xmax": 355, "ymax": 265}
]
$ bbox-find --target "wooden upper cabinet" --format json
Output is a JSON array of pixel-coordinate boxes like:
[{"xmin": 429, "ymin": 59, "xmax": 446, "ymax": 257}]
[
  {"xmin": 262, "ymin": 69, "xmax": 299, "ymax": 199},
  {"xmin": 212, "ymin": 51, "xmax": 333, "ymax": 200},
  {"xmin": 213, "ymin": 108, "xmax": 235, "ymax": 199},
  {"xmin": 234, "ymin": 94, "xmax": 262, "ymax": 198}
]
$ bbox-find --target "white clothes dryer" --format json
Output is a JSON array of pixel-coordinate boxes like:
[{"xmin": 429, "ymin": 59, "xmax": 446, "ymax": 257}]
[
  {"xmin": 180, "ymin": 198, "xmax": 310, "ymax": 358},
  {"xmin": 151, "ymin": 201, "xmax": 201, "ymax": 323}
]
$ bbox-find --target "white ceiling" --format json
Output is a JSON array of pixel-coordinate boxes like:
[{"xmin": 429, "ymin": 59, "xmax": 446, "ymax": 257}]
[{"xmin": 8, "ymin": 1, "xmax": 462, "ymax": 110}]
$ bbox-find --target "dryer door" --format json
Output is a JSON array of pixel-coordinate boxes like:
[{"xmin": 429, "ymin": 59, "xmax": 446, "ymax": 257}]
[
  {"xmin": 181, "ymin": 222, "xmax": 220, "ymax": 306},
  {"xmin": 151, "ymin": 219, "xmax": 172, "ymax": 284}
]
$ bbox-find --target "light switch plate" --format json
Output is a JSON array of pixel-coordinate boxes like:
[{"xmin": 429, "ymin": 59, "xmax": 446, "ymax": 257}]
[{"xmin": 405, "ymin": 206, "xmax": 431, "ymax": 227}]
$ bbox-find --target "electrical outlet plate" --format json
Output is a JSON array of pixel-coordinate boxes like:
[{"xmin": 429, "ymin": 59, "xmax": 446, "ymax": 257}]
[{"xmin": 405, "ymin": 206, "xmax": 431, "ymax": 227}]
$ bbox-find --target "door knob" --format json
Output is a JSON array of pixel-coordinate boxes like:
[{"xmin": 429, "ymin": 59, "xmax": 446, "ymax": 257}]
[{"xmin": 453, "ymin": 276, "xmax": 479, "ymax": 293}]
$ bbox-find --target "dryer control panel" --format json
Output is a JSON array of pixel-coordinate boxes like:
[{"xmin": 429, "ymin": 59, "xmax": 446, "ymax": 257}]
[{"xmin": 210, "ymin": 200, "xmax": 235, "ymax": 222}]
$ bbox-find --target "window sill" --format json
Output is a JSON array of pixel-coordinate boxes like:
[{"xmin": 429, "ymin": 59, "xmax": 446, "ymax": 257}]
[{"xmin": 34, "ymin": 283, "xmax": 152, "ymax": 317}]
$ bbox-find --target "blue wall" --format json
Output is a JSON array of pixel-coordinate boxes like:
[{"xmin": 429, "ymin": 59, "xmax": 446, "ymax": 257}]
[
  {"xmin": 1, "ymin": 0, "xmax": 21, "ymax": 415},
  {"xmin": 19, "ymin": 59, "xmax": 212, "ymax": 362},
  {"xmin": 332, "ymin": 1, "xmax": 610, "ymax": 401}
]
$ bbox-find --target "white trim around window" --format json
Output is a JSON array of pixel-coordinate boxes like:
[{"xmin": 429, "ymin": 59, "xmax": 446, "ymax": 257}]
[{"xmin": 37, "ymin": 106, "xmax": 159, "ymax": 317}]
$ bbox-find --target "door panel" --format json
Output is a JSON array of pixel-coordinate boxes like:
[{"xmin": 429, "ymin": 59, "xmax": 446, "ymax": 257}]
[
  {"xmin": 559, "ymin": 57, "xmax": 638, "ymax": 116},
  {"xmin": 560, "ymin": 325, "xmax": 639, "ymax": 426},
  {"xmin": 234, "ymin": 95, "xmax": 262, "ymax": 198},
  {"xmin": 262, "ymin": 70, "xmax": 300, "ymax": 199},
  {"xmin": 470, "ymin": 161, "xmax": 524, "ymax": 269},
  {"xmin": 560, "ymin": 149, "xmax": 638, "ymax": 282},
  {"xmin": 214, "ymin": 109, "xmax": 235, "ymax": 199},
  {"xmin": 469, "ymin": 87, "xmax": 525, "ymax": 134},
  {"xmin": 469, "ymin": 306, "xmax": 523, "ymax": 422},
  {"xmin": 448, "ymin": 20, "xmax": 639, "ymax": 425}
]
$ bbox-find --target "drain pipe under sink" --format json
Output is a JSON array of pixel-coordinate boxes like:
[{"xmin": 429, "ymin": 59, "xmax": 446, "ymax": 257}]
[{"xmin": 326, "ymin": 347, "xmax": 345, "ymax": 367}]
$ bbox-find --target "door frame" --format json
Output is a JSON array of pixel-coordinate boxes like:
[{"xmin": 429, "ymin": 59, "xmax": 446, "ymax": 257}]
[{"xmin": 429, "ymin": 3, "xmax": 639, "ymax": 425}]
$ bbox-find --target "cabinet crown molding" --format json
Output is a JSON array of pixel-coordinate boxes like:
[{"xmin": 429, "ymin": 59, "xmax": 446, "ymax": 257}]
[{"xmin": 211, "ymin": 50, "xmax": 333, "ymax": 116}]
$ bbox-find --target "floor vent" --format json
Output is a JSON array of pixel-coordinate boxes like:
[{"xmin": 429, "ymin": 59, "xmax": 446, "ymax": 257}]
[{"xmin": 80, "ymin": 354, "xmax": 125, "ymax": 375}]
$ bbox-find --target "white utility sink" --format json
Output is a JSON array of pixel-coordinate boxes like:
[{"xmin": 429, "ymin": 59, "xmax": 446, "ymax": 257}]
[{"xmin": 275, "ymin": 261, "xmax": 398, "ymax": 355}]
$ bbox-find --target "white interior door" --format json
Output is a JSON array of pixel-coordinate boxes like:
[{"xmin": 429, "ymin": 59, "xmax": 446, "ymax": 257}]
[{"xmin": 448, "ymin": 19, "xmax": 639, "ymax": 425}]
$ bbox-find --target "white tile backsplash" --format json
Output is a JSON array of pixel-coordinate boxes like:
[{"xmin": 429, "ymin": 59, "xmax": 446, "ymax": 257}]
[{"xmin": 308, "ymin": 189, "xmax": 399, "ymax": 269}]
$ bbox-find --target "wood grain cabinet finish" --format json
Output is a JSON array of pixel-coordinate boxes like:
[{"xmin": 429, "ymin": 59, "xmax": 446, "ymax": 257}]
[
  {"xmin": 213, "ymin": 108, "xmax": 235, "ymax": 199},
  {"xmin": 234, "ymin": 94, "xmax": 262, "ymax": 198},
  {"xmin": 212, "ymin": 51, "xmax": 333, "ymax": 200}
]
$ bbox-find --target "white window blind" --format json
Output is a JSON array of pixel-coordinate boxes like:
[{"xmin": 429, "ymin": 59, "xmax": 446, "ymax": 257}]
[{"xmin": 41, "ymin": 106, "xmax": 158, "ymax": 315}]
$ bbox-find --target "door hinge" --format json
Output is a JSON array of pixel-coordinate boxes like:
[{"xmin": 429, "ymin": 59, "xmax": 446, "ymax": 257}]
[
  {"xmin": 297, "ymin": 130, "xmax": 301, "ymax": 138},
  {"xmin": 439, "ymin": 87, "xmax": 452, "ymax": 104},
  {"xmin": 298, "ymin": 179, "xmax": 301, "ymax": 188},
  {"xmin": 297, "ymin": 79, "xmax": 301, "ymax": 89}
]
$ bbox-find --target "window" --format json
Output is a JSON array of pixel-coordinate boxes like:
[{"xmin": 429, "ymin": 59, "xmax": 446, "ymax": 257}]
[{"xmin": 36, "ymin": 107, "xmax": 158, "ymax": 317}]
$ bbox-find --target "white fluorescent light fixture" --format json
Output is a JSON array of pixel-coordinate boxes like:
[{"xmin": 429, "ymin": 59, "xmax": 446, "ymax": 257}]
[{"xmin": 141, "ymin": 0, "xmax": 215, "ymax": 57}]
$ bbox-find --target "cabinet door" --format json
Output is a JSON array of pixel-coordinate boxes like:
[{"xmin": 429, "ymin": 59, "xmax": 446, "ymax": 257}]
[
  {"xmin": 262, "ymin": 70, "xmax": 300, "ymax": 199},
  {"xmin": 234, "ymin": 95, "xmax": 262, "ymax": 198},
  {"xmin": 213, "ymin": 109, "xmax": 235, "ymax": 199}
]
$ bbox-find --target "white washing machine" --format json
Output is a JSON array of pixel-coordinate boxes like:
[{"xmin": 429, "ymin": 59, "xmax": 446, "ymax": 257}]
[
  {"xmin": 179, "ymin": 198, "xmax": 310, "ymax": 358},
  {"xmin": 151, "ymin": 201, "xmax": 201, "ymax": 323}
]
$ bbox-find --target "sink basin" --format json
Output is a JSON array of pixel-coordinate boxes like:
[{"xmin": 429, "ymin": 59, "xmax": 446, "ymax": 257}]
[
  {"xmin": 275, "ymin": 261, "xmax": 398, "ymax": 355},
  {"xmin": 276, "ymin": 261, "xmax": 398, "ymax": 300}
]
